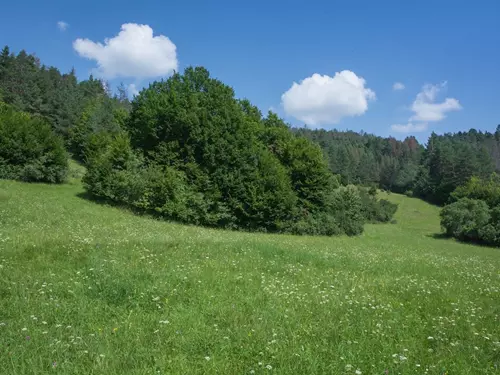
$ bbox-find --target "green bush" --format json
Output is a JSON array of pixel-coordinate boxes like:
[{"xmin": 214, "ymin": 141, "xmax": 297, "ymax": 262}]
[
  {"xmin": 451, "ymin": 174, "xmax": 500, "ymax": 207},
  {"xmin": 0, "ymin": 103, "xmax": 68, "ymax": 183},
  {"xmin": 359, "ymin": 188, "xmax": 398, "ymax": 223},
  {"xmin": 440, "ymin": 198, "xmax": 490, "ymax": 242},
  {"xmin": 83, "ymin": 67, "xmax": 374, "ymax": 237},
  {"xmin": 329, "ymin": 185, "xmax": 364, "ymax": 236}
]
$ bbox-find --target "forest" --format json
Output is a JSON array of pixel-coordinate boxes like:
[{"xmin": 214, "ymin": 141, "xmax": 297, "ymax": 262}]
[{"xmin": 1, "ymin": 45, "xmax": 499, "ymax": 244}]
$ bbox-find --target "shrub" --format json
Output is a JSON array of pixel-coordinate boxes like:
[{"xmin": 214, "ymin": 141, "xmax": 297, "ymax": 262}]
[
  {"xmin": 84, "ymin": 67, "xmax": 372, "ymax": 237},
  {"xmin": 280, "ymin": 212, "xmax": 341, "ymax": 236},
  {"xmin": 451, "ymin": 174, "xmax": 500, "ymax": 207},
  {"xmin": 329, "ymin": 185, "xmax": 364, "ymax": 236},
  {"xmin": 440, "ymin": 198, "xmax": 490, "ymax": 242},
  {"xmin": 0, "ymin": 103, "xmax": 68, "ymax": 183},
  {"xmin": 359, "ymin": 188, "xmax": 398, "ymax": 223}
]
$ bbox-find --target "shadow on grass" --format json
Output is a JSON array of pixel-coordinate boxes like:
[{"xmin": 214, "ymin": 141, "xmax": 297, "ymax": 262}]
[
  {"xmin": 426, "ymin": 232, "xmax": 500, "ymax": 249},
  {"xmin": 75, "ymin": 191, "xmax": 164, "ymax": 221},
  {"xmin": 426, "ymin": 232, "xmax": 449, "ymax": 240}
]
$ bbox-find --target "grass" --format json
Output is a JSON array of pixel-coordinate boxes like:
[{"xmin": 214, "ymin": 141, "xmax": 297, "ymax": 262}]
[{"xmin": 0, "ymin": 178, "xmax": 499, "ymax": 374}]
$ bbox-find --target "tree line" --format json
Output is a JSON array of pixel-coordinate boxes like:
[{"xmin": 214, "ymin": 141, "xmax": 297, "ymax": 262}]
[
  {"xmin": 2, "ymin": 45, "xmax": 499, "ymax": 242},
  {"xmin": 0, "ymin": 46, "xmax": 397, "ymax": 236},
  {"xmin": 299, "ymin": 127, "xmax": 500, "ymax": 206}
]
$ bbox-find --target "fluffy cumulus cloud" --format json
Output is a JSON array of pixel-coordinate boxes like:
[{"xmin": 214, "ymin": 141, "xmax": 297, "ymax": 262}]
[
  {"xmin": 57, "ymin": 21, "xmax": 69, "ymax": 31},
  {"xmin": 391, "ymin": 82, "xmax": 462, "ymax": 133},
  {"xmin": 391, "ymin": 122, "xmax": 428, "ymax": 133},
  {"xmin": 410, "ymin": 82, "xmax": 461, "ymax": 122},
  {"xmin": 393, "ymin": 82, "xmax": 405, "ymax": 91},
  {"xmin": 281, "ymin": 71, "xmax": 376, "ymax": 126},
  {"xmin": 73, "ymin": 23, "xmax": 178, "ymax": 79}
]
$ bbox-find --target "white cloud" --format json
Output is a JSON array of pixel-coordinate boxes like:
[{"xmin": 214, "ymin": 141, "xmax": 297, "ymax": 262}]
[
  {"xmin": 281, "ymin": 71, "xmax": 376, "ymax": 126},
  {"xmin": 390, "ymin": 81, "xmax": 461, "ymax": 134},
  {"xmin": 410, "ymin": 82, "xmax": 461, "ymax": 122},
  {"xmin": 393, "ymin": 82, "xmax": 405, "ymax": 91},
  {"xmin": 73, "ymin": 23, "xmax": 178, "ymax": 79},
  {"xmin": 128, "ymin": 83, "xmax": 140, "ymax": 97},
  {"xmin": 57, "ymin": 21, "xmax": 69, "ymax": 31},
  {"xmin": 391, "ymin": 122, "xmax": 428, "ymax": 133}
]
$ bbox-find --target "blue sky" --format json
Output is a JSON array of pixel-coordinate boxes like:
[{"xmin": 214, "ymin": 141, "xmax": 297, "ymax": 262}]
[{"xmin": 1, "ymin": 0, "xmax": 499, "ymax": 142}]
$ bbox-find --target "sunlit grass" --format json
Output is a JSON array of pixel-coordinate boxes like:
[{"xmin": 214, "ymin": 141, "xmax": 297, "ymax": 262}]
[{"xmin": 0, "ymin": 180, "xmax": 499, "ymax": 374}]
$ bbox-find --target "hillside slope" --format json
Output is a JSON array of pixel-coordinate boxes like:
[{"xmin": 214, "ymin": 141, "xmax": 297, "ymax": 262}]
[{"xmin": 0, "ymin": 180, "xmax": 499, "ymax": 374}]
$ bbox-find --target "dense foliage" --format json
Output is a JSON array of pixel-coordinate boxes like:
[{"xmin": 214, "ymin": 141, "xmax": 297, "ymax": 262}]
[
  {"xmin": 0, "ymin": 46, "xmax": 131, "ymax": 161},
  {"xmin": 84, "ymin": 67, "xmax": 396, "ymax": 235},
  {"xmin": 440, "ymin": 174, "xmax": 500, "ymax": 246},
  {"xmin": 297, "ymin": 128, "xmax": 423, "ymax": 191},
  {"xmin": 0, "ymin": 103, "xmax": 68, "ymax": 182},
  {"xmin": 302, "ymin": 128, "xmax": 500, "ymax": 206}
]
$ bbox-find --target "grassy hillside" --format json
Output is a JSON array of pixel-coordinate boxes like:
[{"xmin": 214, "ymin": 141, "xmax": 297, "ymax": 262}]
[{"xmin": 0, "ymin": 179, "xmax": 499, "ymax": 374}]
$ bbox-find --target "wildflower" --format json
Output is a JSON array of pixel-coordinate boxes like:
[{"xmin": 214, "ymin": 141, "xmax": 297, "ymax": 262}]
[
  {"xmin": 99, "ymin": 354, "xmax": 105, "ymax": 358},
  {"xmin": 205, "ymin": 356, "xmax": 210, "ymax": 361},
  {"xmin": 112, "ymin": 327, "xmax": 118, "ymax": 333},
  {"xmin": 266, "ymin": 364, "xmax": 272, "ymax": 370},
  {"xmin": 427, "ymin": 336, "xmax": 434, "ymax": 340},
  {"xmin": 399, "ymin": 355, "xmax": 407, "ymax": 361},
  {"xmin": 21, "ymin": 327, "xmax": 27, "ymax": 331},
  {"xmin": 42, "ymin": 321, "xmax": 47, "ymax": 325},
  {"xmin": 355, "ymin": 370, "xmax": 362, "ymax": 375},
  {"xmin": 345, "ymin": 364, "xmax": 352, "ymax": 370}
]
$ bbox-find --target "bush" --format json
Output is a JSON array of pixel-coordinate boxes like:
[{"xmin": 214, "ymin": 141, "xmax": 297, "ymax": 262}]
[
  {"xmin": 451, "ymin": 174, "xmax": 500, "ymax": 207},
  {"xmin": 83, "ymin": 67, "xmax": 372, "ymax": 237},
  {"xmin": 368, "ymin": 186, "xmax": 377, "ymax": 196},
  {"xmin": 83, "ymin": 135, "xmax": 294, "ymax": 231},
  {"xmin": 329, "ymin": 185, "xmax": 364, "ymax": 236},
  {"xmin": 440, "ymin": 198, "xmax": 490, "ymax": 242},
  {"xmin": 477, "ymin": 206, "xmax": 500, "ymax": 246},
  {"xmin": 280, "ymin": 212, "xmax": 341, "ymax": 236},
  {"xmin": 359, "ymin": 188, "xmax": 398, "ymax": 223},
  {"xmin": 0, "ymin": 103, "xmax": 68, "ymax": 183}
]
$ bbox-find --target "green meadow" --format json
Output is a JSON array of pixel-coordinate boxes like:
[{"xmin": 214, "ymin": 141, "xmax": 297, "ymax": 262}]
[{"xmin": 1, "ymin": 175, "xmax": 499, "ymax": 374}]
